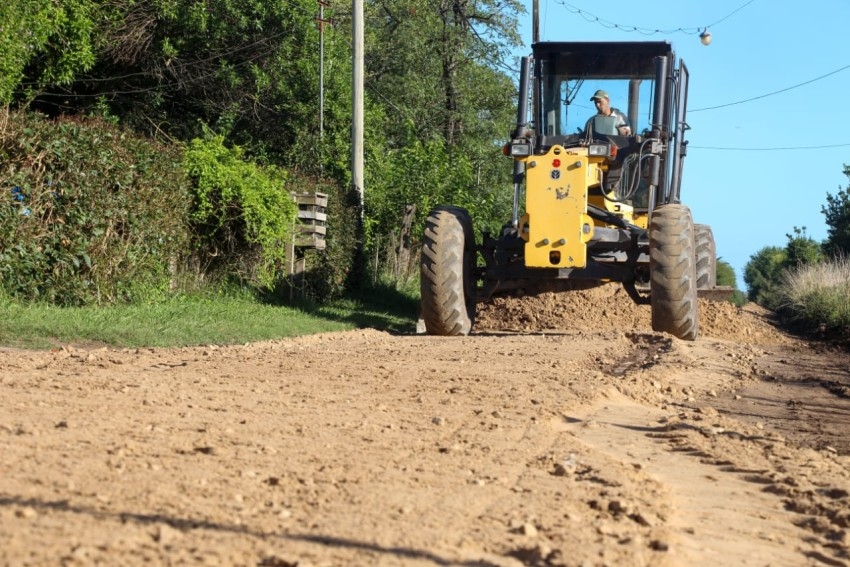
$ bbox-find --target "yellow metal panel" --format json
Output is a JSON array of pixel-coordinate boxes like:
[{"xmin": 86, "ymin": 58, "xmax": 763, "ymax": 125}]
[{"xmin": 523, "ymin": 146, "xmax": 596, "ymax": 268}]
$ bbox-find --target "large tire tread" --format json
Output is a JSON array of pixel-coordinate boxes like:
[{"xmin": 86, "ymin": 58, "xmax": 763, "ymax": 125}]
[
  {"xmin": 420, "ymin": 206, "xmax": 476, "ymax": 336},
  {"xmin": 650, "ymin": 205, "xmax": 699, "ymax": 341}
]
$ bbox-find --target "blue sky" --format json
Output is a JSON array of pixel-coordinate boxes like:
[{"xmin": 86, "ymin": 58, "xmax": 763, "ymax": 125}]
[{"xmin": 513, "ymin": 0, "xmax": 850, "ymax": 287}]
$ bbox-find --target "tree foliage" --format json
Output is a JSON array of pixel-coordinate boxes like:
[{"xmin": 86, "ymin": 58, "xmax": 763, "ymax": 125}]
[
  {"xmin": 716, "ymin": 258, "xmax": 736, "ymax": 288},
  {"xmin": 783, "ymin": 226, "xmax": 822, "ymax": 268},
  {"xmin": 355, "ymin": 0, "xmax": 524, "ymax": 266},
  {"xmin": 744, "ymin": 228, "xmax": 824, "ymax": 309},
  {"xmin": 4, "ymin": 0, "xmax": 528, "ymax": 300},
  {"xmin": 822, "ymin": 165, "xmax": 850, "ymax": 257},
  {"xmin": 0, "ymin": 1, "xmax": 98, "ymax": 103},
  {"xmin": 744, "ymin": 246, "xmax": 786, "ymax": 307}
]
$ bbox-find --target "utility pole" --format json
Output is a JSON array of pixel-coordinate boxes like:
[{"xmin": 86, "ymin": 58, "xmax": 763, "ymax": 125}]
[
  {"xmin": 533, "ymin": 0, "xmax": 539, "ymax": 43},
  {"xmin": 316, "ymin": 1, "xmax": 331, "ymax": 177},
  {"xmin": 352, "ymin": 0, "xmax": 364, "ymax": 216},
  {"xmin": 316, "ymin": 1, "xmax": 331, "ymax": 141}
]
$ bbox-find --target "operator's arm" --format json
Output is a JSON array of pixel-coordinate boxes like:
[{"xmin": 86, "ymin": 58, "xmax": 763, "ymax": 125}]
[{"xmin": 612, "ymin": 109, "xmax": 632, "ymax": 136}]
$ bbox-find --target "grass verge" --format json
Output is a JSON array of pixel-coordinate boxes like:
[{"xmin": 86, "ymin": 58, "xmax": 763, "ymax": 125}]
[{"xmin": 0, "ymin": 284, "xmax": 419, "ymax": 350}]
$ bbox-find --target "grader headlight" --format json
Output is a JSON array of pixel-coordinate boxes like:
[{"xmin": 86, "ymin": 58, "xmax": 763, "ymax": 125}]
[
  {"xmin": 509, "ymin": 141, "xmax": 532, "ymax": 157},
  {"xmin": 587, "ymin": 143, "xmax": 612, "ymax": 157}
]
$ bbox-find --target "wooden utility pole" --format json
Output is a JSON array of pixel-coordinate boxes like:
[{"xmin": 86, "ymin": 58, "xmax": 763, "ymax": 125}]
[
  {"xmin": 317, "ymin": 1, "xmax": 331, "ymax": 141},
  {"xmin": 533, "ymin": 0, "xmax": 539, "ymax": 43},
  {"xmin": 352, "ymin": 0, "xmax": 364, "ymax": 216}
]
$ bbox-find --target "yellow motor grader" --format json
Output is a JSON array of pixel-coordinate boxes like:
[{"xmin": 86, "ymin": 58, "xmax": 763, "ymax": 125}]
[{"xmin": 420, "ymin": 41, "xmax": 720, "ymax": 340}]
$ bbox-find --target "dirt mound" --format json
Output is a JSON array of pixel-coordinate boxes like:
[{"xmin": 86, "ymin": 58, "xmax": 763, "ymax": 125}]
[{"xmin": 476, "ymin": 283, "xmax": 790, "ymax": 343}]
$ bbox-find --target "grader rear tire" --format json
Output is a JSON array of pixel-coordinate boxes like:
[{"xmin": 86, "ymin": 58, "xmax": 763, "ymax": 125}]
[
  {"xmin": 695, "ymin": 224, "xmax": 717, "ymax": 290},
  {"xmin": 420, "ymin": 206, "xmax": 476, "ymax": 336},
  {"xmin": 649, "ymin": 204, "xmax": 699, "ymax": 341}
]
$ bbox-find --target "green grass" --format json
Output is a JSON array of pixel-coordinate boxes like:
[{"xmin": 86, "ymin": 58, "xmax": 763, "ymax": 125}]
[
  {"xmin": 0, "ymin": 284, "xmax": 420, "ymax": 350},
  {"xmin": 778, "ymin": 257, "xmax": 850, "ymax": 333}
]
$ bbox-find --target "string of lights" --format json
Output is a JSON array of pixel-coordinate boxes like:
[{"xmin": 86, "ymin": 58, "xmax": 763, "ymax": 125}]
[{"xmin": 552, "ymin": 0, "xmax": 754, "ymax": 36}]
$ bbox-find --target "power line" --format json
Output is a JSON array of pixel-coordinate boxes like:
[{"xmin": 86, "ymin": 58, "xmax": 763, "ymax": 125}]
[
  {"xmin": 553, "ymin": 0, "xmax": 755, "ymax": 36},
  {"xmin": 704, "ymin": 1, "xmax": 755, "ymax": 28},
  {"xmin": 17, "ymin": 13, "xmax": 319, "ymax": 99},
  {"xmin": 692, "ymin": 142, "xmax": 850, "ymax": 151},
  {"xmin": 28, "ymin": 43, "xmax": 280, "ymax": 99},
  {"xmin": 690, "ymin": 62, "xmax": 850, "ymax": 112}
]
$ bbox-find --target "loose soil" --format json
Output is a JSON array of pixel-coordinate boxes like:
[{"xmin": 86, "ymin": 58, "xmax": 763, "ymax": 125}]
[{"xmin": 2, "ymin": 284, "xmax": 849, "ymax": 566}]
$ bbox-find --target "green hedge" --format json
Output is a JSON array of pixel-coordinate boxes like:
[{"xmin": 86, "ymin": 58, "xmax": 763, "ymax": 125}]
[
  {"xmin": 0, "ymin": 109, "xmax": 357, "ymax": 305},
  {"xmin": 0, "ymin": 109, "xmax": 190, "ymax": 305}
]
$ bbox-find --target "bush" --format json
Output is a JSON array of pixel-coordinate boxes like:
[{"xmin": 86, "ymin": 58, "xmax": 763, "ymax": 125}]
[
  {"xmin": 0, "ymin": 108, "xmax": 190, "ymax": 305},
  {"xmin": 777, "ymin": 257, "xmax": 850, "ymax": 333},
  {"xmin": 183, "ymin": 134, "xmax": 297, "ymax": 290}
]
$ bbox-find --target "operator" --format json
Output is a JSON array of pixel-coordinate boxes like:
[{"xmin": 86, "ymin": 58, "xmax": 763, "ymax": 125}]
[{"xmin": 585, "ymin": 90, "xmax": 632, "ymax": 136}]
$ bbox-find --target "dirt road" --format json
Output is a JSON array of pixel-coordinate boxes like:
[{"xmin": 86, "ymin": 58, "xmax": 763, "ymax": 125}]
[{"xmin": 2, "ymin": 286, "xmax": 849, "ymax": 566}]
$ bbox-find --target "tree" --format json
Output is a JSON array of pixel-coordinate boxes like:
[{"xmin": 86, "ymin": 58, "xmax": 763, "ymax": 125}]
[
  {"xmin": 356, "ymin": 0, "xmax": 525, "ymax": 276},
  {"xmin": 716, "ymin": 258, "xmax": 737, "ymax": 288},
  {"xmin": 821, "ymin": 165, "xmax": 850, "ymax": 257},
  {"xmin": 783, "ymin": 226, "xmax": 822, "ymax": 268},
  {"xmin": 0, "ymin": 0, "xmax": 98, "ymax": 104},
  {"xmin": 716, "ymin": 258, "xmax": 747, "ymax": 306},
  {"xmin": 744, "ymin": 246, "xmax": 786, "ymax": 307}
]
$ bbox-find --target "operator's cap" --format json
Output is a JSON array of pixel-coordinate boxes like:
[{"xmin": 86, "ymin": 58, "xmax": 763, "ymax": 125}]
[{"xmin": 590, "ymin": 89, "xmax": 609, "ymax": 101}]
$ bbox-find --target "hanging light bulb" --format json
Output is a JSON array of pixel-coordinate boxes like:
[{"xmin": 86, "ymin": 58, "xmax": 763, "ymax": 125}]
[{"xmin": 700, "ymin": 29, "xmax": 712, "ymax": 46}]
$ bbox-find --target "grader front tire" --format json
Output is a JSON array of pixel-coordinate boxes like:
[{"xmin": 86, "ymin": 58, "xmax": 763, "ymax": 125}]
[
  {"xmin": 420, "ymin": 206, "xmax": 476, "ymax": 336},
  {"xmin": 649, "ymin": 205, "xmax": 699, "ymax": 341}
]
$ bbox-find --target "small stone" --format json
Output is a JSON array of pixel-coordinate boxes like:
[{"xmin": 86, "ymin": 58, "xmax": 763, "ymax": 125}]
[
  {"xmin": 153, "ymin": 523, "xmax": 183, "ymax": 545},
  {"xmin": 632, "ymin": 511, "xmax": 655, "ymax": 527},
  {"xmin": 15, "ymin": 507, "xmax": 37, "ymax": 519},
  {"xmin": 553, "ymin": 463, "xmax": 571, "ymax": 477},
  {"xmin": 432, "ymin": 416, "xmax": 445, "ymax": 426},
  {"xmin": 521, "ymin": 523, "xmax": 538, "ymax": 537},
  {"xmin": 608, "ymin": 500, "xmax": 629, "ymax": 515}
]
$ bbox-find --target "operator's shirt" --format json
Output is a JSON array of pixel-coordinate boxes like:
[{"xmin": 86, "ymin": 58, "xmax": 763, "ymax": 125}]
[{"xmin": 585, "ymin": 108, "xmax": 630, "ymax": 135}]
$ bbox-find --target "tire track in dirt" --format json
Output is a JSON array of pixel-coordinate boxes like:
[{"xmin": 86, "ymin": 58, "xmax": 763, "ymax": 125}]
[
  {"xmin": 569, "ymin": 387, "xmax": 830, "ymax": 566},
  {"xmin": 565, "ymin": 333, "xmax": 850, "ymax": 567}
]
